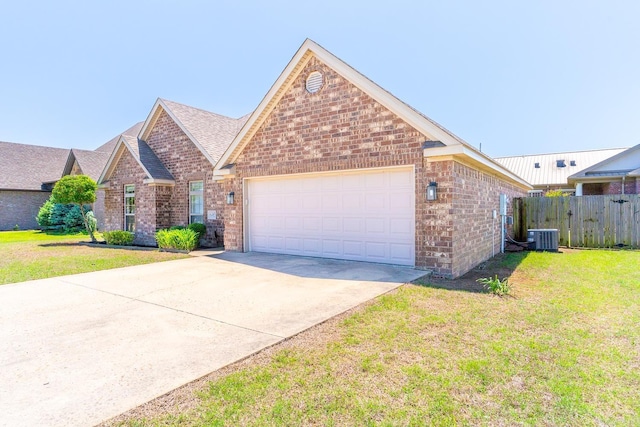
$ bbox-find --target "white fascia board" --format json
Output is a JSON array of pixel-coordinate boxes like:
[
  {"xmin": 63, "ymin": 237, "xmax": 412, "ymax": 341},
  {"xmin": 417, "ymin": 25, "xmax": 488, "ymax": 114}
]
[
  {"xmin": 143, "ymin": 178, "xmax": 175, "ymax": 186},
  {"xmin": 424, "ymin": 145, "xmax": 532, "ymax": 189},
  {"xmin": 97, "ymin": 138, "xmax": 126, "ymax": 184},
  {"xmin": 213, "ymin": 165, "xmax": 236, "ymax": 176}
]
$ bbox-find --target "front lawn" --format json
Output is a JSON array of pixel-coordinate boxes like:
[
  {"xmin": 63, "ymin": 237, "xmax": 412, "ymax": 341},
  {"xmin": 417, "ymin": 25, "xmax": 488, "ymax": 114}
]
[
  {"xmin": 0, "ymin": 230, "xmax": 188, "ymax": 285},
  {"xmin": 109, "ymin": 250, "xmax": 640, "ymax": 426}
]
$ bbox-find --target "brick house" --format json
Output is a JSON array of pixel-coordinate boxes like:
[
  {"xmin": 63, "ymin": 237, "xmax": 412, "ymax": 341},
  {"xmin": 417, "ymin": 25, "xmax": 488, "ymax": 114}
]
[
  {"xmin": 214, "ymin": 39, "xmax": 531, "ymax": 278},
  {"xmin": 100, "ymin": 40, "xmax": 531, "ymax": 278}
]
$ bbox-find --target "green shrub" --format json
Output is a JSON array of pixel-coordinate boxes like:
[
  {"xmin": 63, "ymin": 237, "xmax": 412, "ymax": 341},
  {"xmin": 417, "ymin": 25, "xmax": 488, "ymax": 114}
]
[
  {"xmin": 169, "ymin": 225, "xmax": 186, "ymax": 230},
  {"xmin": 12, "ymin": 224, "xmax": 20, "ymax": 231},
  {"xmin": 103, "ymin": 230, "xmax": 135, "ymax": 246},
  {"xmin": 36, "ymin": 197, "xmax": 55, "ymax": 229},
  {"xmin": 187, "ymin": 223, "xmax": 206, "ymax": 240},
  {"xmin": 37, "ymin": 196, "xmax": 93, "ymax": 232},
  {"xmin": 85, "ymin": 211, "xmax": 97, "ymax": 232},
  {"xmin": 156, "ymin": 228, "xmax": 198, "ymax": 252},
  {"xmin": 477, "ymin": 275, "xmax": 511, "ymax": 296},
  {"xmin": 63, "ymin": 205, "xmax": 86, "ymax": 232}
]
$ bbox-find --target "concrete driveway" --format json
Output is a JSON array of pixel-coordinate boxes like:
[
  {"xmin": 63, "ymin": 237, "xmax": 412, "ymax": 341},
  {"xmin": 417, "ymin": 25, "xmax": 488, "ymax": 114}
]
[{"xmin": 0, "ymin": 252, "xmax": 424, "ymax": 426}]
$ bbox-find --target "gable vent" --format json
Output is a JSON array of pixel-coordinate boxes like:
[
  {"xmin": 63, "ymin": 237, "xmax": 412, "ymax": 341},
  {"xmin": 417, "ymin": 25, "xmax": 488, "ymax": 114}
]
[{"xmin": 305, "ymin": 71, "xmax": 324, "ymax": 94}]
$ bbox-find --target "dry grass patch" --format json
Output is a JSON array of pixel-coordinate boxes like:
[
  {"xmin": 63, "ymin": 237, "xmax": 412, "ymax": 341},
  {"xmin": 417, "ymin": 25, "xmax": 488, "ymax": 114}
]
[
  {"xmin": 0, "ymin": 230, "xmax": 188, "ymax": 285},
  {"xmin": 105, "ymin": 250, "xmax": 640, "ymax": 427}
]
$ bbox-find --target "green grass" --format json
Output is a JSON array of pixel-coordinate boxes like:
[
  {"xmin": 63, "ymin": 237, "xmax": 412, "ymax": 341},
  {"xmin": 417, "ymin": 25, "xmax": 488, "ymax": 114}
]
[
  {"xmin": 0, "ymin": 230, "xmax": 188, "ymax": 285},
  {"xmin": 119, "ymin": 250, "xmax": 640, "ymax": 427}
]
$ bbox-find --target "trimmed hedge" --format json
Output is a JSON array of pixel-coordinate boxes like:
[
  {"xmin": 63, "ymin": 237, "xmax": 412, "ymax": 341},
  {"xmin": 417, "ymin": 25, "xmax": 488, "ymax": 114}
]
[
  {"xmin": 156, "ymin": 228, "xmax": 198, "ymax": 252},
  {"xmin": 188, "ymin": 222, "xmax": 206, "ymax": 240},
  {"xmin": 103, "ymin": 230, "xmax": 135, "ymax": 246}
]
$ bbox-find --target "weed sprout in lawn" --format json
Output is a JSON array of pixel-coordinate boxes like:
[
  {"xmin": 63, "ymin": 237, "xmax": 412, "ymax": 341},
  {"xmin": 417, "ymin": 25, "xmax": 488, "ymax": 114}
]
[{"xmin": 477, "ymin": 275, "xmax": 511, "ymax": 296}]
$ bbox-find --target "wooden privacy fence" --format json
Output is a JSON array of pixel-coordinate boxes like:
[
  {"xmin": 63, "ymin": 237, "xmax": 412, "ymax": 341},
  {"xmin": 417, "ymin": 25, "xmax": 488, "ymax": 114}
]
[{"xmin": 513, "ymin": 195, "xmax": 640, "ymax": 249}]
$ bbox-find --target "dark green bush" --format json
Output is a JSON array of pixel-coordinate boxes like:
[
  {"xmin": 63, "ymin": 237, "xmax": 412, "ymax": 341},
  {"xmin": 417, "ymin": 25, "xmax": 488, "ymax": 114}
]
[
  {"xmin": 63, "ymin": 205, "xmax": 85, "ymax": 232},
  {"xmin": 36, "ymin": 196, "xmax": 92, "ymax": 232},
  {"xmin": 156, "ymin": 228, "xmax": 198, "ymax": 251},
  {"xmin": 169, "ymin": 225, "xmax": 186, "ymax": 231},
  {"xmin": 103, "ymin": 230, "xmax": 135, "ymax": 246},
  {"xmin": 187, "ymin": 223, "xmax": 206, "ymax": 240}
]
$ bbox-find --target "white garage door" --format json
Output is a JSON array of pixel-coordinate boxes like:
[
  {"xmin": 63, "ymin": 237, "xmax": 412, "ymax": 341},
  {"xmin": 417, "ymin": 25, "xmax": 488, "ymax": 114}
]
[{"xmin": 247, "ymin": 167, "xmax": 415, "ymax": 266}]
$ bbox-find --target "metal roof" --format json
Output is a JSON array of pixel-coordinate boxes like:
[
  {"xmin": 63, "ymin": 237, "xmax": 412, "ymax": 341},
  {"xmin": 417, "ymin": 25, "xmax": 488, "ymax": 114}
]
[{"xmin": 495, "ymin": 148, "xmax": 627, "ymax": 187}]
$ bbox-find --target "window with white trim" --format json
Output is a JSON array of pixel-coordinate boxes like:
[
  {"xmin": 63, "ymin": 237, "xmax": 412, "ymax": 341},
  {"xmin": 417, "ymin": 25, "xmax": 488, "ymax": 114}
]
[
  {"xmin": 189, "ymin": 181, "xmax": 204, "ymax": 224},
  {"xmin": 124, "ymin": 184, "xmax": 135, "ymax": 232}
]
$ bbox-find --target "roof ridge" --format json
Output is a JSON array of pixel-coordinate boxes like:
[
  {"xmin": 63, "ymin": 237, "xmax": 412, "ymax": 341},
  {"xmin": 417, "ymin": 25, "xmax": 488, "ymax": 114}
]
[
  {"xmin": 495, "ymin": 147, "xmax": 629, "ymax": 159},
  {"xmin": 160, "ymin": 98, "xmax": 242, "ymax": 122}
]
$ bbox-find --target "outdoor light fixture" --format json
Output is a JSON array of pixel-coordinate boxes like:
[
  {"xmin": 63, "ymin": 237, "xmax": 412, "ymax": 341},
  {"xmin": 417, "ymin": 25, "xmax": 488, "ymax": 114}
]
[
  {"xmin": 426, "ymin": 182, "xmax": 438, "ymax": 201},
  {"xmin": 226, "ymin": 191, "xmax": 235, "ymax": 205}
]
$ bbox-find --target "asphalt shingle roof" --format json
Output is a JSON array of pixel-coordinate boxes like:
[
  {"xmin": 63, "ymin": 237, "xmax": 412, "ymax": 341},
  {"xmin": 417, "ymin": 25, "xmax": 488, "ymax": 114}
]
[
  {"xmin": 0, "ymin": 141, "xmax": 70, "ymax": 191},
  {"xmin": 161, "ymin": 99, "xmax": 249, "ymax": 164},
  {"xmin": 95, "ymin": 122, "xmax": 144, "ymax": 153},
  {"xmin": 122, "ymin": 135, "xmax": 174, "ymax": 181},
  {"xmin": 70, "ymin": 149, "xmax": 112, "ymax": 182}
]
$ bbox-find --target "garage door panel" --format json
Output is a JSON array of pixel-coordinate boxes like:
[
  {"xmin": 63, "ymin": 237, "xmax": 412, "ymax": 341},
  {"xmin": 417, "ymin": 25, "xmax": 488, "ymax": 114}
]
[
  {"xmin": 390, "ymin": 243, "xmax": 412, "ymax": 260},
  {"xmin": 303, "ymin": 238, "xmax": 321, "ymax": 254},
  {"xmin": 365, "ymin": 218, "xmax": 385, "ymax": 233},
  {"xmin": 365, "ymin": 242, "xmax": 387, "ymax": 259},
  {"xmin": 285, "ymin": 237, "xmax": 302, "ymax": 251},
  {"xmin": 248, "ymin": 168, "xmax": 414, "ymax": 266},
  {"xmin": 390, "ymin": 218, "xmax": 413, "ymax": 234},
  {"xmin": 322, "ymin": 239, "xmax": 341, "ymax": 255},
  {"xmin": 322, "ymin": 217, "xmax": 341, "ymax": 232},
  {"xmin": 343, "ymin": 240, "xmax": 363, "ymax": 257}
]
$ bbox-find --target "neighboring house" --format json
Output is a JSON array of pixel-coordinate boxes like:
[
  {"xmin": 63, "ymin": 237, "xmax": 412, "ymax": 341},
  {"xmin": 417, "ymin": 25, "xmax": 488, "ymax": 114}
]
[
  {"xmin": 568, "ymin": 143, "xmax": 640, "ymax": 195},
  {"xmin": 0, "ymin": 123, "xmax": 142, "ymax": 231},
  {"xmin": 99, "ymin": 39, "xmax": 531, "ymax": 278},
  {"xmin": 0, "ymin": 142, "xmax": 69, "ymax": 230},
  {"xmin": 495, "ymin": 148, "xmax": 627, "ymax": 196}
]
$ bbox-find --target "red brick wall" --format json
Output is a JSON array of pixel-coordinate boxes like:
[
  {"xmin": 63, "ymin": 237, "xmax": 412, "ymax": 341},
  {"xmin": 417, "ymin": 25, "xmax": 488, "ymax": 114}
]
[
  {"xmin": 450, "ymin": 162, "xmax": 526, "ymax": 277},
  {"xmin": 224, "ymin": 56, "xmax": 527, "ymax": 277},
  {"xmin": 584, "ymin": 179, "xmax": 638, "ymax": 195},
  {"xmin": 145, "ymin": 110, "xmax": 225, "ymax": 246},
  {"xmin": 103, "ymin": 149, "xmax": 158, "ymax": 245},
  {"xmin": 0, "ymin": 190, "xmax": 51, "ymax": 230}
]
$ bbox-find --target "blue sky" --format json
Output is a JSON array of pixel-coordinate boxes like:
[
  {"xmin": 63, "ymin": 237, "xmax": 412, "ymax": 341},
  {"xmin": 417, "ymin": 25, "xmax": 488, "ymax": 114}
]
[{"xmin": 0, "ymin": 1, "xmax": 638, "ymax": 157}]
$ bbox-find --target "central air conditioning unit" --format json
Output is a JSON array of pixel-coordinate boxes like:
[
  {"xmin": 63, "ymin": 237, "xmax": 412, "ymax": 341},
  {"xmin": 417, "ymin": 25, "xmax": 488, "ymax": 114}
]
[{"xmin": 527, "ymin": 229, "xmax": 559, "ymax": 251}]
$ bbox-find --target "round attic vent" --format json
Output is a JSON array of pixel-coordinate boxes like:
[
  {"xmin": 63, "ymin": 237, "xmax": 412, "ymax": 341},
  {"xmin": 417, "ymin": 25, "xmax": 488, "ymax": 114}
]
[{"xmin": 305, "ymin": 71, "xmax": 324, "ymax": 94}]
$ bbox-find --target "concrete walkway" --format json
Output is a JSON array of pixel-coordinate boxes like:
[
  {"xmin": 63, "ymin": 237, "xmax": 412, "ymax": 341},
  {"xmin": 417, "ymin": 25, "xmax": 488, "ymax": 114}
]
[{"xmin": 0, "ymin": 252, "xmax": 425, "ymax": 426}]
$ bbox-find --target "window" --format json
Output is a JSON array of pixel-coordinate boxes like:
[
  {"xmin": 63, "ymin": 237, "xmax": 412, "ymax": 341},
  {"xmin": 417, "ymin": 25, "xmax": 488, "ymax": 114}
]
[
  {"xmin": 556, "ymin": 160, "xmax": 566, "ymax": 168},
  {"xmin": 189, "ymin": 181, "xmax": 204, "ymax": 224},
  {"xmin": 124, "ymin": 184, "xmax": 135, "ymax": 232}
]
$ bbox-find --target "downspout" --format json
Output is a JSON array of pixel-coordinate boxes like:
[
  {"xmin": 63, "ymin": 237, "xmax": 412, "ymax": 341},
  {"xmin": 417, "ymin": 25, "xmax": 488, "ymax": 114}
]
[{"xmin": 621, "ymin": 176, "xmax": 625, "ymax": 195}]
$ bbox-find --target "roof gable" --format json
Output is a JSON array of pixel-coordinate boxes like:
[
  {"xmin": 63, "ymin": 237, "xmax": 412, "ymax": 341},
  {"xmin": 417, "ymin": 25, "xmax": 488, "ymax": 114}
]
[
  {"xmin": 139, "ymin": 98, "xmax": 248, "ymax": 167},
  {"xmin": 63, "ymin": 149, "xmax": 112, "ymax": 181},
  {"xmin": 98, "ymin": 135, "xmax": 174, "ymax": 185},
  {"xmin": 568, "ymin": 143, "xmax": 640, "ymax": 181},
  {"xmin": 0, "ymin": 141, "xmax": 69, "ymax": 191},
  {"xmin": 214, "ymin": 39, "xmax": 529, "ymax": 188}
]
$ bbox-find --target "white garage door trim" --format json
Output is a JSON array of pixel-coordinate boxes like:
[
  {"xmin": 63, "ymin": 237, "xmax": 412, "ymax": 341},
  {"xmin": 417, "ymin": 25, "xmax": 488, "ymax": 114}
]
[{"xmin": 244, "ymin": 166, "xmax": 415, "ymax": 266}]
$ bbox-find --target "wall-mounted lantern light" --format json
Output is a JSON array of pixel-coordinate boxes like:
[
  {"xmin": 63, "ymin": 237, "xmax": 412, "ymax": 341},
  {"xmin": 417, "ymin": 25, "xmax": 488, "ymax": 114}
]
[
  {"xmin": 426, "ymin": 182, "xmax": 438, "ymax": 201},
  {"xmin": 226, "ymin": 191, "xmax": 235, "ymax": 205}
]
